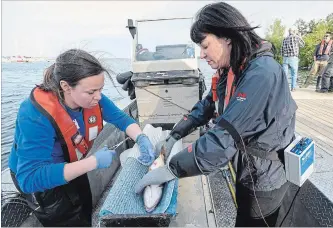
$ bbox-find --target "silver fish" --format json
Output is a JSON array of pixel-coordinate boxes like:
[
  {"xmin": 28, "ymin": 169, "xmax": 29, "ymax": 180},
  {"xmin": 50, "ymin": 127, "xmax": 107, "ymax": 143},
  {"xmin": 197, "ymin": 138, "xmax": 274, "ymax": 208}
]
[{"xmin": 143, "ymin": 152, "xmax": 165, "ymax": 213}]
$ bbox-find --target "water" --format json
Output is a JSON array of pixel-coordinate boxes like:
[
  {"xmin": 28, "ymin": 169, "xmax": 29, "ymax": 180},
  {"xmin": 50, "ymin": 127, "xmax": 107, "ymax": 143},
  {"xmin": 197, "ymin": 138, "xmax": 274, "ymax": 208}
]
[{"xmin": 1, "ymin": 59, "xmax": 214, "ymax": 170}]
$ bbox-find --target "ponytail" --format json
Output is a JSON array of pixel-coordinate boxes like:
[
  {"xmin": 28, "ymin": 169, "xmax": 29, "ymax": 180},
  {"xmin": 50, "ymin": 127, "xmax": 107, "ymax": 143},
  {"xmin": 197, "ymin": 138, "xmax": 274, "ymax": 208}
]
[{"xmin": 39, "ymin": 63, "xmax": 56, "ymax": 91}]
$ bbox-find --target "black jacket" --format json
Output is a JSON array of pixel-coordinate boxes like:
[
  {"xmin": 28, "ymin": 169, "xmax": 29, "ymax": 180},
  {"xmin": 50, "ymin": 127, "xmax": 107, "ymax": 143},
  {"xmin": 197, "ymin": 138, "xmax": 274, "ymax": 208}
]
[{"xmin": 170, "ymin": 43, "xmax": 297, "ymax": 191}]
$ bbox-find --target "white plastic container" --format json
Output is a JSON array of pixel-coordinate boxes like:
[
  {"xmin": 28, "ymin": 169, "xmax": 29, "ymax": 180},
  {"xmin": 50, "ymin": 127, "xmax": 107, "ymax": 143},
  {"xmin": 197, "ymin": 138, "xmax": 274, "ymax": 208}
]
[{"xmin": 284, "ymin": 135, "xmax": 315, "ymax": 187}]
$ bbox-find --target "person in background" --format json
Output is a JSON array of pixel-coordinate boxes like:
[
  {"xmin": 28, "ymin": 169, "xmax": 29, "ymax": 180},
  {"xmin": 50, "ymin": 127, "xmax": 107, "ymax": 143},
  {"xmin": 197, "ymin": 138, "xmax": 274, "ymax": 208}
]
[
  {"xmin": 185, "ymin": 42, "xmax": 195, "ymax": 58},
  {"xmin": 303, "ymin": 32, "xmax": 332, "ymax": 91},
  {"xmin": 281, "ymin": 26, "xmax": 305, "ymax": 91},
  {"xmin": 135, "ymin": 44, "xmax": 155, "ymax": 61},
  {"xmin": 8, "ymin": 49, "xmax": 156, "ymax": 226},
  {"xmin": 319, "ymin": 34, "xmax": 333, "ymax": 93},
  {"xmin": 135, "ymin": 2, "xmax": 297, "ymax": 227}
]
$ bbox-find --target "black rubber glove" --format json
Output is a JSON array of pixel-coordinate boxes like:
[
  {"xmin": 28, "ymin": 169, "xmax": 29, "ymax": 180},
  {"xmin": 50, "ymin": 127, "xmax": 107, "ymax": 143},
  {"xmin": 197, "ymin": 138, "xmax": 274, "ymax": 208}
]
[
  {"xmin": 169, "ymin": 115, "xmax": 197, "ymax": 140},
  {"xmin": 135, "ymin": 144, "xmax": 202, "ymax": 194},
  {"xmin": 155, "ymin": 136, "xmax": 178, "ymax": 162}
]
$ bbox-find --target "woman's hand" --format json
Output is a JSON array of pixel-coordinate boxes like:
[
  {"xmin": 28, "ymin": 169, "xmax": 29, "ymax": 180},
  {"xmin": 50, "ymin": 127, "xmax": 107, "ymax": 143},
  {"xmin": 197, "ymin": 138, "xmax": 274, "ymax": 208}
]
[
  {"xmin": 63, "ymin": 146, "xmax": 116, "ymax": 182},
  {"xmin": 136, "ymin": 134, "xmax": 157, "ymax": 166},
  {"xmin": 135, "ymin": 165, "xmax": 176, "ymax": 194},
  {"xmin": 92, "ymin": 146, "xmax": 117, "ymax": 169}
]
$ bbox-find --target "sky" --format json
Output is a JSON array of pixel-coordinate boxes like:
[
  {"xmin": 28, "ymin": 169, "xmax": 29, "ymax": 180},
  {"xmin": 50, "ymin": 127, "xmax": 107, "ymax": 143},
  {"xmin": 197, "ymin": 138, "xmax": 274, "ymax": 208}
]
[{"xmin": 2, "ymin": 1, "xmax": 333, "ymax": 58}]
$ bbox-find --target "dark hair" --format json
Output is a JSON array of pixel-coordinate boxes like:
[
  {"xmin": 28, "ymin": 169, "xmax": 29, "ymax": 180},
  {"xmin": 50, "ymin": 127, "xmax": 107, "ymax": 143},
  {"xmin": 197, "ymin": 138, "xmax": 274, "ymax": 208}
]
[
  {"xmin": 190, "ymin": 2, "xmax": 263, "ymax": 77},
  {"xmin": 40, "ymin": 49, "xmax": 108, "ymax": 99}
]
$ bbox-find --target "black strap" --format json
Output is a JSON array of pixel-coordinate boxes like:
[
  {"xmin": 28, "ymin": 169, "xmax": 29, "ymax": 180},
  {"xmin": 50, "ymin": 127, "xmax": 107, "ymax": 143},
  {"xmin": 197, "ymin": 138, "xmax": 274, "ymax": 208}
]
[{"xmin": 216, "ymin": 118, "xmax": 280, "ymax": 161}]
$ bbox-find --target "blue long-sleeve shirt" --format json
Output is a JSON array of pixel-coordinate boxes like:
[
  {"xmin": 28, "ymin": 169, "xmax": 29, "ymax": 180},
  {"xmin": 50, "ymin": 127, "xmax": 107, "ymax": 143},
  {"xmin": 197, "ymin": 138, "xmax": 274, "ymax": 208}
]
[{"xmin": 8, "ymin": 93, "xmax": 136, "ymax": 193}]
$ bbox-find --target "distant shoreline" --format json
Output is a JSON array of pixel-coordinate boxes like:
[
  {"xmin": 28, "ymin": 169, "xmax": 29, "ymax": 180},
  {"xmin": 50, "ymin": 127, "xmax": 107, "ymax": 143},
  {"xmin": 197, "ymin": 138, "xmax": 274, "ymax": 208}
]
[{"xmin": 1, "ymin": 57, "xmax": 132, "ymax": 63}]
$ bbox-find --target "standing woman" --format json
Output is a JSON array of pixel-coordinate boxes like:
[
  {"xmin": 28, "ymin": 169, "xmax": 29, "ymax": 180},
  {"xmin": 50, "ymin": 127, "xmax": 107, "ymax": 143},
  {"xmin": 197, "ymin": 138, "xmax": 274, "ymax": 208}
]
[
  {"xmin": 8, "ymin": 49, "xmax": 156, "ymax": 226},
  {"xmin": 135, "ymin": 2, "xmax": 297, "ymax": 227}
]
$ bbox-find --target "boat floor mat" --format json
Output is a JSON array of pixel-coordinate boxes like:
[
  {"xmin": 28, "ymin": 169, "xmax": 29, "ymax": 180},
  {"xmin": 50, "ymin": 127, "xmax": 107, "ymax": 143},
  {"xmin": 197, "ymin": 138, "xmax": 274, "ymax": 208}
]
[
  {"xmin": 208, "ymin": 170, "xmax": 237, "ymax": 227},
  {"xmin": 100, "ymin": 184, "xmax": 178, "ymax": 227},
  {"xmin": 98, "ymin": 124, "xmax": 181, "ymax": 226},
  {"xmin": 99, "ymin": 157, "xmax": 177, "ymax": 216},
  {"xmin": 278, "ymin": 180, "xmax": 333, "ymax": 227},
  {"xmin": 1, "ymin": 194, "xmax": 32, "ymax": 227},
  {"xmin": 209, "ymin": 171, "xmax": 333, "ymax": 227}
]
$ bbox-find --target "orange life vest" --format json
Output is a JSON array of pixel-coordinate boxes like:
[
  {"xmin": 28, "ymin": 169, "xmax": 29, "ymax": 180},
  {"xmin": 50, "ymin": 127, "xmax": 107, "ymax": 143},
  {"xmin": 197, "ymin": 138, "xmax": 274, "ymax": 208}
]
[
  {"xmin": 211, "ymin": 67, "xmax": 239, "ymax": 115},
  {"xmin": 319, "ymin": 40, "xmax": 333, "ymax": 56},
  {"xmin": 30, "ymin": 87, "xmax": 103, "ymax": 163}
]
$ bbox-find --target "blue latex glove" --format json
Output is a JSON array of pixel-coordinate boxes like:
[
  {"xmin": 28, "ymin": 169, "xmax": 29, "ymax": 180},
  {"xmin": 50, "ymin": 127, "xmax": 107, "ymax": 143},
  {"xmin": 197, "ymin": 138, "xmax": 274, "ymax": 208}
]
[
  {"xmin": 93, "ymin": 146, "xmax": 116, "ymax": 169},
  {"xmin": 136, "ymin": 134, "xmax": 156, "ymax": 166}
]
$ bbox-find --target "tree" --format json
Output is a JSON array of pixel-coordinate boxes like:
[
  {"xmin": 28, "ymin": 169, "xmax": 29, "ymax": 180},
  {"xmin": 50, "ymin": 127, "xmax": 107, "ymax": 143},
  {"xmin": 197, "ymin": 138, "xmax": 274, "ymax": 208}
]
[
  {"xmin": 326, "ymin": 13, "xmax": 333, "ymax": 32},
  {"xmin": 265, "ymin": 19, "xmax": 286, "ymax": 64},
  {"xmin": 326, "ymin": 13, "xmax": 333, "ymax": 23},
  {"xmin": 308, "ymin": 19, "xmax": 318, "ymax": 33},
  {"xmin": 294, "ymin": 19, "xmax": 309, "ymax": 36}
]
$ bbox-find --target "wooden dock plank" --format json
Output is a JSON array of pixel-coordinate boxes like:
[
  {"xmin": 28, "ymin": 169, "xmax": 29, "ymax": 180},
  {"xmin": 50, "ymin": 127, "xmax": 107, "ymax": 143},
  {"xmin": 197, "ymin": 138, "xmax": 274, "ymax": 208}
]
[
  {"xmin": 297, "ymin": 100, "xmax": 333, "ymax": 116},
  {"xmin": 296, "ymin": 110, "xmax": 333, "ymax": 131},
  {"xmin": 296, "ymin": 121, "xmax": 333, "ymax": 155},
  {"xmin": 304, "ymin": 99, "xmax": 333, "ymax": 109},
  {"xmin": 296, "ymin": 113, "xmax": 333, "ymax": 139},
  {"xmin": 292, "ymin": 89, "xmax": 333, "ymax": 156},
  {"xmin": 296, "ymin": 101, "xmax": 333, "ymax": 124}
]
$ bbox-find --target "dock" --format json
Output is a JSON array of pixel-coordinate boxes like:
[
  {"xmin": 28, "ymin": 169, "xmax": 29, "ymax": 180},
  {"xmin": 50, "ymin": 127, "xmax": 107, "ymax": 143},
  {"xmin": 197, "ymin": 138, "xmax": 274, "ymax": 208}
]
[
  {"xmin": 292, "ymin": 87, "xmax": 333, "ymax": 204},
  {"xmin": 292, "ymin": 87, "xmax": 333, "ymax": 156}
]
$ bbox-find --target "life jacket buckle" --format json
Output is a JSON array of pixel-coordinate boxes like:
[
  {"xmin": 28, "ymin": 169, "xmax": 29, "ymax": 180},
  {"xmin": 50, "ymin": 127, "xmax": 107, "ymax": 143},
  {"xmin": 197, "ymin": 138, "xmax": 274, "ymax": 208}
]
[{"xmin": 71, "ymin": 132, "xmax": 88, "ymax": 155}]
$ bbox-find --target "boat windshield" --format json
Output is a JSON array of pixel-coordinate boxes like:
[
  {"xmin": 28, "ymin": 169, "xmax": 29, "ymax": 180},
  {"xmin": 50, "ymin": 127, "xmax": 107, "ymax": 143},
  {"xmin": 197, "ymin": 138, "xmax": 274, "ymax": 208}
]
[{"xmin": 135, "ymin": 18, "xmax": 195, "ymax": 62}]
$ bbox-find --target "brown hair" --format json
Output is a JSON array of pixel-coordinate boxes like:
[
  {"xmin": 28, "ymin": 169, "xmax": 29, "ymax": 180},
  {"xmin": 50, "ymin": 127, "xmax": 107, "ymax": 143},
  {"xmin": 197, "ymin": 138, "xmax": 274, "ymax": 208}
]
[{"xmin": 39, "ymin": 49, "xmax": 108, "ymax": 99}]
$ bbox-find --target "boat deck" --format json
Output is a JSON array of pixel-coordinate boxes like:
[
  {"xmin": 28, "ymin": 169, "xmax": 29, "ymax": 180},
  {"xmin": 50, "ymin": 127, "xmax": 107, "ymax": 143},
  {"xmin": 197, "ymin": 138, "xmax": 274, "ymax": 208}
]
[{"xmin": 2, "ymin": 88, "xmax": 333, "ymax": 227}]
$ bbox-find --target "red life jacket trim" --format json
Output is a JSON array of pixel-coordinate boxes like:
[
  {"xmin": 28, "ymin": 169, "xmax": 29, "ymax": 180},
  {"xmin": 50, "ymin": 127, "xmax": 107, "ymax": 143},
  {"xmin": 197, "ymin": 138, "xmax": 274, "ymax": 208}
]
[
  {"xmin": 211, "ymin": 68, "xmax": 239, "ymax": 116},
  {"xmin": 137, "ymin": 48, "xmax": 149, "ymax": 55},
  {"xmin": 319, "ymin": 40, "xmax": 333, "ymax": 56},
  {"xmin": 211, "ymin": 59, "xmax": 247, "ymax": 116}
]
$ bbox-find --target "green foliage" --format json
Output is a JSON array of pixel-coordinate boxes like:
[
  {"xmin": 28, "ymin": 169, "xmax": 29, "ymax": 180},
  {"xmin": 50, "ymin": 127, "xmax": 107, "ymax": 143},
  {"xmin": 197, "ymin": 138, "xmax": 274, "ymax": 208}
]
[
  {"xmin": 265, "ymin": 13, "xmax": 333, "ymax": 68},
  {"xmin": 299, "ymin": 20, "xmax": 331, "ymax": 67},
  {"xmin": 265, "ymin": 19, "xmax": 286, "ymax": 64}
]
